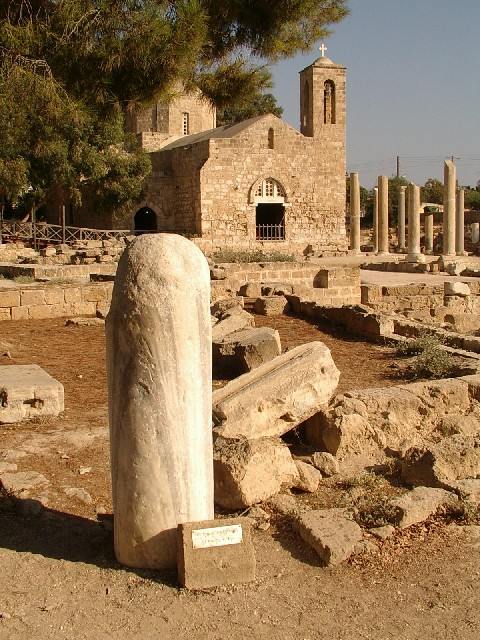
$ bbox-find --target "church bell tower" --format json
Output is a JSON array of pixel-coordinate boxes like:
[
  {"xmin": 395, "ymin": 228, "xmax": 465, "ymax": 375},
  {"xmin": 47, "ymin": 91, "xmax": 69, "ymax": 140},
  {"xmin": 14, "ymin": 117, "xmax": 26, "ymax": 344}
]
[{"xmin": 299, "ymin": 45, "xmax": 346, "ymax": 153}]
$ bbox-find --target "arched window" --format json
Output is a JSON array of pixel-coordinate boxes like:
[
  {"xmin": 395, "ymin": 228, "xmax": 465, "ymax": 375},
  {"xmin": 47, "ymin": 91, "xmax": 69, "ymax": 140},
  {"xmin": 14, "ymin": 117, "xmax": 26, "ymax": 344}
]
[
  {"xmin": 182, "ymin": 112, "xmax": 190, "ymax": 135},
  {"xmin": 254, "ymin": 178, "xmax": 286, "ymax": 200},
  {"xmin": 324, "ymin": 80, "xmax": 336, "ymax": 124},
  {"xmin": 268, "ymin": 127, "xmax": 274, "ymax": 149},
  {"xmin": 303, "ymin": 81, "xmax": 310, "ymax": 129}
]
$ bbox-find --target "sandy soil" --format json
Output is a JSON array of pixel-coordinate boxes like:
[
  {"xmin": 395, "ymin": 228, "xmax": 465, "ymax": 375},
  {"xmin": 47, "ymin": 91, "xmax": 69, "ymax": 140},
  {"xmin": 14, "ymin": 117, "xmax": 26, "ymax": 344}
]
[{"xmin": 0, "ymin": 317, "xmax": 479, "ymax": 639}]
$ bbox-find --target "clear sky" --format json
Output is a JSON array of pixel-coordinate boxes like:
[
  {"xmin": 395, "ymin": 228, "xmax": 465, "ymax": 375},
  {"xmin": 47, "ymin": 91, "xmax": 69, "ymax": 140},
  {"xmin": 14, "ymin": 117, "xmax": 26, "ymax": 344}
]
[{"xmin": 270, "ymin": 0, "xmax": 480, "ymax": 189}]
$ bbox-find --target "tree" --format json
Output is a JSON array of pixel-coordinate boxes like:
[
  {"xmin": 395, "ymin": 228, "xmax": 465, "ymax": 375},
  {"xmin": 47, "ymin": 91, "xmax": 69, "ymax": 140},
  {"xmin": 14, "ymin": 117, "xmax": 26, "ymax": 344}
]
[
  {"xmin": 0, "ymin": 1, "xmax": 349, "ymax": 219},
  {"xmin": 216, "ymin": 92, "xmax": 283, "ymax": 127},
  {"xmin": 421, "ymin": 178, "xmax": 444, "ymax": 204}
]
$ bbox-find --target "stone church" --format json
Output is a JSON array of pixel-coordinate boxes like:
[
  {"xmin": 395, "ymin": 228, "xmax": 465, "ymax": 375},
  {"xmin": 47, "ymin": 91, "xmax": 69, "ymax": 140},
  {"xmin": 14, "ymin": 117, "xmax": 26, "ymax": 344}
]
[{"xmin": 126, "ymin": 52, "xmax": 348, "ymax": 256}]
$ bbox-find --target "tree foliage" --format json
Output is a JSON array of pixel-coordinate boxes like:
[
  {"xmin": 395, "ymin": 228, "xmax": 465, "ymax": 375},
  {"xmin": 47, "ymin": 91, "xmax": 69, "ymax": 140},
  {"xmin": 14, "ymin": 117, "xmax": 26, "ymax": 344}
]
[
  {"xmin": 0, "ymin": 0, "xmax": 349, "ymax": 217},
  {"xmin": 421, "ymin": 178, "xmax": 443, "ymax": 205}
]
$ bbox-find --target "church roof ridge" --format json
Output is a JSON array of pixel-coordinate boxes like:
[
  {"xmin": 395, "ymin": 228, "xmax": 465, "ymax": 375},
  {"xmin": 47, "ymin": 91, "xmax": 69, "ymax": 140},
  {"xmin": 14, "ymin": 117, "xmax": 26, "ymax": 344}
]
[{"xmin": 159, "ymin": 113, "xmax": 282, "ymax": 151}]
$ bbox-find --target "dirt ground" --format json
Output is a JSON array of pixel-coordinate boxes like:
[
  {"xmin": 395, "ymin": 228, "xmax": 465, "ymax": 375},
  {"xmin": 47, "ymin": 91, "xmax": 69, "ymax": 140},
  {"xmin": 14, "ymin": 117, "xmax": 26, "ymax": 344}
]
[{"xmin": 0, "ymin": 317, "xmax": 479, "ymax": 639}]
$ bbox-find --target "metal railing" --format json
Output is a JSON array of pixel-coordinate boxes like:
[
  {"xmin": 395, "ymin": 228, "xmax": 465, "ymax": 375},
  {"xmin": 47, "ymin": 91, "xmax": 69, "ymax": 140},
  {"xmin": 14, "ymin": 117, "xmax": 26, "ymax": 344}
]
[
  {"xmin": 0, "ymin": 220, "xmax": 130, "ymax": 246},
  {"xmin": 256, "ymin": 223, "xmax": 285, "ymax": 241}
]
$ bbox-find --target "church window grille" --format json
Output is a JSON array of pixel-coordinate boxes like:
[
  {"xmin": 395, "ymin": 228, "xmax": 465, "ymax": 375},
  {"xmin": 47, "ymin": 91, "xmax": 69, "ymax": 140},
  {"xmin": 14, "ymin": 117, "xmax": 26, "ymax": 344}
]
[{"xmin": 182, "ymin": 112, "xmax": 190, "ymax": 135}]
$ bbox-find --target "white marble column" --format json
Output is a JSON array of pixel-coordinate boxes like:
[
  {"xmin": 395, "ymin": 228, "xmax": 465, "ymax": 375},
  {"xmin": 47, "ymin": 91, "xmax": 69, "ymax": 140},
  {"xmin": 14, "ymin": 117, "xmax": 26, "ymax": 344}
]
[
  {"xmin": 424, "ymin": 213, "xmax": 434, "ymax": 254},
  {"xmin": 455, "ymin": 189, "xmax": 466, "ymax": 256},
  {"xmin": 377, "ymin": 176, "xmax": 389, "ymax": 255},
  {"xmin": 398, "ymin": 186, "xmax": 407, "ymax": 252},
  {"xmin": 406, "ymin": 183, "xmax": 425, "ymax": 263},
  {"xmin": 443, "ymin": 160, "xmax": 456, "ymax": 256},
  {"xmin": 472, "ymin": 223, "xmax": 480, "ymax": 244},
  {"xmin": 106, "ymin": 234, "xmax": 214, "ymax": 570},
  {"xmin": 373, "ymin": 187, "xmax": 379, "ymax": 252},
  {"xmin": 349, "ymin": 172, "xmax": 361, "ymax": 253}
]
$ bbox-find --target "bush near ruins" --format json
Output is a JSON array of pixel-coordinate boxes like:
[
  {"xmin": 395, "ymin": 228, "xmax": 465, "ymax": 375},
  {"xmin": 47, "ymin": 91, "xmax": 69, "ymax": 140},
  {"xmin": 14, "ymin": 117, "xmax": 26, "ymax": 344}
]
[
  {"xmin": 396, "ymin": 334, "xmax": 454, "ymax": 379},
  {"xmin": 212, "ymin": 250, "xmax": 295, "ymax": 263}
]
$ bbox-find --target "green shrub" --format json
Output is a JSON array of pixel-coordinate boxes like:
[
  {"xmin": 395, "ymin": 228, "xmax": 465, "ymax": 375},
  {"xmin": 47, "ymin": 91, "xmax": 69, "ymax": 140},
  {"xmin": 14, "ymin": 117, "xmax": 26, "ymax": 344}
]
[
  {"xmin": 212, "ymin": 249, "xmax": 295, "ymax": 264},
  {"xmin": 411, "ymin": 346, "xmax": 454, "ymax": 379},
  {"xmin": 13, "ymin": 275, "xmax": 35, "ymax": 284},
  {"xmin": 396, "ymin": 334, "xmax": 442, "ymax": 357}
]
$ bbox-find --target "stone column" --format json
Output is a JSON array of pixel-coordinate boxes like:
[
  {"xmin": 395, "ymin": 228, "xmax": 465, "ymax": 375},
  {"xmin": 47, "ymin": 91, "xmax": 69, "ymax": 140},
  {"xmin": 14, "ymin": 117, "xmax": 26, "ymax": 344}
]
[
  {"xmin": 472, "ymin": 223, "xmax": 480, "ymax": 244},
  {"xmin": 377, "ymin": 176, "xmax": 389, "ymax": 255},
  {"xmin": 106, "ymin": 234, "xmax": 214, "ymax": 570},
  {"xmin": 406, "ymin": 183, "xmax": 425, "ymax": 263},
  {"xmin": 455, "ymin": 189, "xmax": 466, "ymax": 255},
  {"xmin": 373, "ymin": 187, "xmax": 379, "ymax": 252},
  {"xmin": 424, "ymin": 213, "xmax": 434, "ymax": 254},
  {"xmin": 349, "ymin": 172, "xmax": 361, "ymax": 253},
  {"xmin": 397, "ymin": 186, "xmax": 407, "ymax": 252},
  {"xmin": 443, "ymin": 160, "xmax": 456, "ymax": 256}
]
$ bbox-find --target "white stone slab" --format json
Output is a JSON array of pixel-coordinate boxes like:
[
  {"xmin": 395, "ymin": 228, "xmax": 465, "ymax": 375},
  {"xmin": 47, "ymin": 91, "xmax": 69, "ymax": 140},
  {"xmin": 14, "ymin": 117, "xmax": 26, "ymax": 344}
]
[{"xmin": 0, "ymin": 365, "xmax": 64, "ymax": 424}]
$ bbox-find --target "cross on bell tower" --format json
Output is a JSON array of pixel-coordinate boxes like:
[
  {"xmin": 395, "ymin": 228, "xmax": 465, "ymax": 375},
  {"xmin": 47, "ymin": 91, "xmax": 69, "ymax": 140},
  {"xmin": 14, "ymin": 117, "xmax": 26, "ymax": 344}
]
[{"xmin": 319, "ymin": 43, "xmax": 328, "ymax": 58}]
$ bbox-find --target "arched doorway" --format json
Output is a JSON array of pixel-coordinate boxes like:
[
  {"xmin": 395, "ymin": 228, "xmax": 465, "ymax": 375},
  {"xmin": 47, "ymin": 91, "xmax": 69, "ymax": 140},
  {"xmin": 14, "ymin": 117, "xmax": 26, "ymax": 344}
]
[
  {"xmin": 134, "ymin": 207, "xmax": 157, "ymax": 234},
  {"xmin": 253, "ymin": 178, "xmax": 286, "ymax": 241}
]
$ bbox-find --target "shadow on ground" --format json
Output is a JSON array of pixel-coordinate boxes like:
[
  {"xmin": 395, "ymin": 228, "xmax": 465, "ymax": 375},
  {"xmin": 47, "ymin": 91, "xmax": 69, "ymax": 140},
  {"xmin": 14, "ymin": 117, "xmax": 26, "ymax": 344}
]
[{"xmin": 0, "ymin": 499, "xmax": 178, "ymax": 586}]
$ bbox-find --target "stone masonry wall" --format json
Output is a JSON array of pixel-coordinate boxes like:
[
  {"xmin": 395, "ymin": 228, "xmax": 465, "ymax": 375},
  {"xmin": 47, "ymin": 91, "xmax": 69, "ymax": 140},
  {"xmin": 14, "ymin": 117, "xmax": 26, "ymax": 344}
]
[{"xmin": 0, "ymin": 282, "xmax": 113, "ymax": 321}]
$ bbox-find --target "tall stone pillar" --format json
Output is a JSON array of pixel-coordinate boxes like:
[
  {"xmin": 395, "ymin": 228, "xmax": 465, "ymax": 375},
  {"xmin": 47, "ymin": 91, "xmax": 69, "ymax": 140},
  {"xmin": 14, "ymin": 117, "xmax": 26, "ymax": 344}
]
[
  {"xmin": 443, "ymin": 160, "xmax": 456, "ymax": 256},
  {"xmin": 373, "ymin": 187, "xmax": 379, "ymax": 252},
  {"xmin": 472, "ymin": 223, "xmax": 480, "ymax": 244},
  {"xmin": 424, "ymin": 213, "xmax": 434, "ymax": 254},
  {"xmin": 377, "ymin": 176, "xmax": 389, "ymax": 255},
  {"xmin": 456, "ymin": 189, "xmax": 466, "ymax": 256},
  {"xmin": 406, "ymin": 183, "xmax": 425, "ymax": 263},
  {"xmin": 397, "ymin": 186, "xmax": 407, "ymax": 252},
  {"xmin": 349, "ymin": 172, "xmax": 361, "ymax": 253},
  {"xmin": 106, "ymin": 234, "xmax": 214, "ymax": 570}
]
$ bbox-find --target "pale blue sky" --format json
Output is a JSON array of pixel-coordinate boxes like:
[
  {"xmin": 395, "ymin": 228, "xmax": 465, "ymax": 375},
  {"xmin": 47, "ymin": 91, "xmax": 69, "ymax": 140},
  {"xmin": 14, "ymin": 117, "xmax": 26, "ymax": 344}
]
[{"xmin": 270, "ymin": 0, "xmax": 480, "ymax": 189}]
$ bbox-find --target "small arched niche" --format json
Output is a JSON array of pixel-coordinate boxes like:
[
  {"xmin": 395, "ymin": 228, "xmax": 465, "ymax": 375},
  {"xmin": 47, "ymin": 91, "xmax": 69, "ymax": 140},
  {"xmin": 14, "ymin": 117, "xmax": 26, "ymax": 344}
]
[{"xmin": 268, "ymin": 127, "xmax": 275, "ymax": 149}]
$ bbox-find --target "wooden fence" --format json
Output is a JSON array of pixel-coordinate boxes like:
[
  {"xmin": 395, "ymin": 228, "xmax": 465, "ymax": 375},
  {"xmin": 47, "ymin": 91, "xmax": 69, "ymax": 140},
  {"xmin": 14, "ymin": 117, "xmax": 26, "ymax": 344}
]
[{"xmin": 0, "ymin": 220, "xmax": 130, "ymax": 246}]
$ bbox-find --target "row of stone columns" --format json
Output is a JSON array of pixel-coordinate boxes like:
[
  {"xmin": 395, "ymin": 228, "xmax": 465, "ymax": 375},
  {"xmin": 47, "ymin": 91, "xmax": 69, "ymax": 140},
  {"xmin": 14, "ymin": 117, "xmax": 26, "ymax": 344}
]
[{"xmin": 350, "ymin": 161, "xmax": 471, "ymax": 258}]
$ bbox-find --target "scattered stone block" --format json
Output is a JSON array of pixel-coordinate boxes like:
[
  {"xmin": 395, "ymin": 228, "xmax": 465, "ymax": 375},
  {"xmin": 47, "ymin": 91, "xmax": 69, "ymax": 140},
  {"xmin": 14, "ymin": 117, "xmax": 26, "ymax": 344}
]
[
  {"xmin": 390, "ymin": 487, "xmax": 458, "ymax": 529},
  {"xmin": 65, "ymin": 317, "xmax": 105, "ymax": 327},
  {"xmin": 239, "ymin": 283, "xmax": 262, "ymax": 298},
  {"xmin": 293, "ymin": 460, "xmax": 321, "ymax": 492},
  {"xmin": 177, "ymin": 517, "xmax": 255, "ymax": 589},
  {"xmin": 64, "ymin": 487, "xmax": 93, "ymax": 504},
  {"xmin": 262, "ymin": 283, "xmax": 293, "ymax": 296},
  {"xmin": 212, "ymin": 309, "xmax": 255, "ymax": 342},
  {"xmin": 264, "ymin": 493, "xmax": 303, "ymax": 517},
  {"xmin": 213, "ymin": 436, "xmax": 298, "ymax": 510},
  {"xmin": 369, "ymin": 525, "xmax": 395, "ymax": 540},
  {"xmin": 295, "ymin": 509, "xmax": 363, "ymax": 566},
  {"xmin": 0, "ymin": 471, "xmax": 49, "ymax": 495},
  {"xmin": 254, "ymin": 296, "xmax": 289, "ymax": 316},
  {"xmin": 0, "ymin": 365, "xmax": 64, "ymax": 424},
  {"xmin": 444, "ymin": 281, "xmax": 470, "ymax": 297},
  {"xmin": 210, "ymin": 297, "xmax": 244, "ymax": 318},
  {"xmin": 447, "ymin": 479, "xmax": 480, "ymax": 504},
  {"xmin": 213, "ymin": 327, "xmax": 281, "ymax": 377},
  {"xmin": 311, "ymin": 452, "xmax": 340, "ymax": 477},
  {"xmin": 400, "ymin": 436, "xmax": 480, "ymax": 487},
  {"xmin": 213, "ymin": 342, "xmax": 340, "ymax": 440}
]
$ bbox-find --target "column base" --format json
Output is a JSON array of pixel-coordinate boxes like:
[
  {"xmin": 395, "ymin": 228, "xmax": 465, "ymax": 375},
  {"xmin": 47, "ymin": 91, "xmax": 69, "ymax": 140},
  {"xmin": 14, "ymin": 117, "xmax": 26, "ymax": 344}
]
[
  {"xmin": 456, "ymin": 251, "xmax": 468, "ymax": 257},
  {"xmin": 405, "ymin": 254, "xmax": 426, "ymax": 264},
  {"xmin": 376, "ymin": 251, "xmax": 389, "ymax": 256}
]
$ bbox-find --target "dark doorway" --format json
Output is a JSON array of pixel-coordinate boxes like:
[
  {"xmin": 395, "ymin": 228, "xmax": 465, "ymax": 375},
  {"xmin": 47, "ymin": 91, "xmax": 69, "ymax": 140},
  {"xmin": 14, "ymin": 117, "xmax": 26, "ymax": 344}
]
[
  {"xmin": 134, "ymin": 207, "xmax": 157, "ymax": 234},
  {"xmin": 256, "ymin": 203, "xmax": 285, "ymax": 241}
]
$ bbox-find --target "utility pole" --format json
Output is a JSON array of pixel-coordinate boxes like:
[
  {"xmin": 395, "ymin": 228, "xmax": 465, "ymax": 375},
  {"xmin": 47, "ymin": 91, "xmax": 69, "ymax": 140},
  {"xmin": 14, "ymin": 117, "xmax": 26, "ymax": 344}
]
[{"xmin": 396, "ymin": 156, "xmax": 400, "ymax": 179}]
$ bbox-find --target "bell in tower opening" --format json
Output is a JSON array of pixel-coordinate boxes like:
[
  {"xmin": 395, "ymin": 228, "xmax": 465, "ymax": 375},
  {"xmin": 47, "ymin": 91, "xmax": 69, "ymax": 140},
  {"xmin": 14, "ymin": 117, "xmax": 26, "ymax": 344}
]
[{"xmin": 324, "ymin": 80, "xmax": 336, "ymax": 124}]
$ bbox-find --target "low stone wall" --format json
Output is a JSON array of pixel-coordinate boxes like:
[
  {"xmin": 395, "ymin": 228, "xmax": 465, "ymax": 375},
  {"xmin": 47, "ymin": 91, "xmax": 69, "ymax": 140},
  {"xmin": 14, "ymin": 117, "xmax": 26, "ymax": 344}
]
[
  {"xmin": 212, "ymin": 263, "xmax": 361, "ymax": 306},
  {"xmin": 362, "ymin": 281, "xmax": 480, "ymax": 321},
  {"xmin": 0, "ymin": 282, "xmax": 113, "ymax": 321},
  {"xmin": 0, "ymin": 262, "xmax": 117, "ymax": 283}
]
